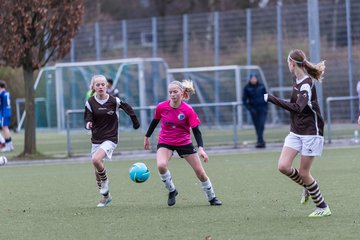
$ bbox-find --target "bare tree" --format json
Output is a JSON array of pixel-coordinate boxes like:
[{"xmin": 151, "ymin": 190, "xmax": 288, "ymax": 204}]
[{"xmin": 0, "ymin": 0, "xmax": 84, "ymax": 157}]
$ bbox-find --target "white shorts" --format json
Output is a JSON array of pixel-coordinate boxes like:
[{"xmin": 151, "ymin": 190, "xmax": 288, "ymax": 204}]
[
  {"xmin": 91, "ymin": 140, "xmax": 117, "ymax": 160},
  {"xmin": 284, "ymin": 132, "xmax": 324, "ymax": 156}
]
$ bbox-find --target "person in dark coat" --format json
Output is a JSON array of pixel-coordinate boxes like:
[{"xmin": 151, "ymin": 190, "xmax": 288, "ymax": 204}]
[{"xmin": 242, "ymin": 74, "xmax": 268, "ymax": 148}]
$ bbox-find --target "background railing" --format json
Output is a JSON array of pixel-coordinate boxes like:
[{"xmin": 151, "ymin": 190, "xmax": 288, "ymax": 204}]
[
  {"xmin": 57, "ymin": 0, "xmax": 360, "ymax": 124},
  {"xmin": 65, "ymin": 102, "xmax": 242, "ymax": 157},
  {"xmin": 326, "ymin": 96, "xmax": 359, "ymax": 143}
]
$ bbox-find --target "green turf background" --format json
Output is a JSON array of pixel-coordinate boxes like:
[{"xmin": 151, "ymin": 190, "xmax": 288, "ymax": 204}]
[{"xmin": 0, "ymin": 147, "xmax": 359, "ymax": 240}]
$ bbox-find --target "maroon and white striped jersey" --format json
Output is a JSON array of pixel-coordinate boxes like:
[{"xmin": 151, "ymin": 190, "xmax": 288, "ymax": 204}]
[{"xmin": 268, "ymin": 76, "xmax": 324, "ymax": 136}]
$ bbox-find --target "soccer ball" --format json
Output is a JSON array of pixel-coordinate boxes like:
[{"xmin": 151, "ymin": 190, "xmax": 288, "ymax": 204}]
[
  {"xmin": 0, "ymin": 156, "xmax": 7, "ymax": 166},
  {"xmin": 129, "ymin": 162, "xmax": 150, "ymax": 183}
]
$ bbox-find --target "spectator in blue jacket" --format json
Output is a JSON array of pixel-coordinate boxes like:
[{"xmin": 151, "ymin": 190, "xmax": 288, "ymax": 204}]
[{"xmin": 242, "ymin": 74, "xmax": 268, "ymax": 148}]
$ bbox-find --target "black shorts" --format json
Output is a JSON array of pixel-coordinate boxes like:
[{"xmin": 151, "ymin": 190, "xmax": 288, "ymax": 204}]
[{"xmin": 157, "ymin": 143, "xmax": 197, "ymax": 158}]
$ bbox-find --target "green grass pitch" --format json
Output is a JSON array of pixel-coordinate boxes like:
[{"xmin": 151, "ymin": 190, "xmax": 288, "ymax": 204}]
[{"xmin": 0, "ymin": 147, "xmax": 359, "ymax": 239}]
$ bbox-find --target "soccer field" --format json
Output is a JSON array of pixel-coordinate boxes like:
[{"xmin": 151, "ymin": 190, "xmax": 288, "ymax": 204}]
[{"xmin": 0, "ymin": 147, "xmax": 359, "ymax": 240}]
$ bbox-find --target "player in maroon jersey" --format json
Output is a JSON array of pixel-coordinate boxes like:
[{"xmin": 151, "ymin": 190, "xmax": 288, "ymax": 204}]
[
  {"xmin": 84, "ymin": 75, "xmax": 140, "ymax": 207},
  {"xmin": 264, "ymin": 49, "xmax": 331, "ymax": 217}
]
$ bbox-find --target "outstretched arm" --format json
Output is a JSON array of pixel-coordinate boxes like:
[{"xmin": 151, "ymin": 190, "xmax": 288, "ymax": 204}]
[{"xmin": 265, "ymin": 92, "xmax": 308, "ymax": 113}]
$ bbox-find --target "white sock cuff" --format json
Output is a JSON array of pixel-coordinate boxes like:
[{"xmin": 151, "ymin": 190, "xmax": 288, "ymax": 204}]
[
  {"xmin": 201, "ymin": 178, "xmax": 212, "ymax": 189},
  {"xmin": 160, "ymin": 170, "xmax": 171, "ymax": 180}
]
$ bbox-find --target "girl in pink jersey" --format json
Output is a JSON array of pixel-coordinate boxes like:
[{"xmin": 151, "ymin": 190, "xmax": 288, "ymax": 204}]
[
  {"xmin": 265, "ymin": 49, "xmax": 331, "ymax": 217},
  {"xmin": 144, "ymin": 80, "xmax": 222, "ymax": 206}
]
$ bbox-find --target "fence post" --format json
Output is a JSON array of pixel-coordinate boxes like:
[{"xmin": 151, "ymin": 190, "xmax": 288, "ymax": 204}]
[
  {"xmin": 70, "ymin": 39, "xmax": 75, "ymax": 62},
  {"xmin": 122, "ymin": 20, "xmax": 128, "ymax": 58},
  {"xmin": 346, "ymin": 0, "xmax": 354, "ymax": 121},
  {"xmin": 233, "ymin": 102, "xmax": 239, "ymax": 148},
  {"xmin": 308, "ymin": 0, "xmax": 323, "ymax": 115},
  {"xmin": 326, "ymin": 97, "xmax": 332, "ymax": 144},
  {"xmin": 214, "ymin": 12, "xmax": 220, "ymax": 125},
  {"xmin": 246, "ymin": 9, "xmax": 252, "ymax": 66},
  {"xmin": 152, "ymin": 17, "xmax": 157, "ymax": 57},
  {"xmin": 66, "ymin": 110, "xmax": 72, "ymax": 157},
  {"xmin": 95, "ymin": 22, "xmax": 101, "ymax": 60},
  {"xmin": 277, "ymin": 1, "xmax": 284, "ymax": 99},
  {"xmin": 183, "ymin": 14, "xmax": 188, "ymax": 68}
]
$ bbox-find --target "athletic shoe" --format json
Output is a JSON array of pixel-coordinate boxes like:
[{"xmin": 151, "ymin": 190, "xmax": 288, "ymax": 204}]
[
  {"xmin": 168, "ymin": 189, "xmax": 178, "ymax": 206},
  {"xmin": 97, "ymin": 194, "xmax": 112, "ymax": 208},
  {"xmin": 100, "ymin": 180, "xmax": 109, "ymax": 195},
  {"xmin": 209, "ymin": 197, "xmax": 222, "ymax": 206},
  {"xmin": 300, "ymin": 188, "xmax": 310, "ymax": 204},
  {"xmin": 255, "ymin": 143, "xmax": 266, "ymax": 148},
  {"xmin": 308, "ymin": 206, "xmax": 332, "ymax": 218},
  {"xmin": 1, "ymin": 145, "xmax": 13, "ymax": 152}
]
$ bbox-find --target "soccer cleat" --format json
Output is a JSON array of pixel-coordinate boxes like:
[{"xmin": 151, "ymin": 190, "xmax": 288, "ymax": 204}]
[
  {"xmin": 300, "ymin": 188, "xmax": 310, "ymax": 204},
  {"xmin": 168, "ymin": 189, "xmax": 178, "ymax": 206},
  {"xmin": 308, "ymin": 206, "xmax": 332, "ymax": 218},
  {"xmin": 99, "ymin": 180, "xmax": 109, "ymax": 195},
  {"xmin": 1, "ymin": 144, "xmax": 14, "ymax": 152},
  {"xmin": 97, "ymin": 194, "xmax": 112, "ymax": 208},
  {"xmin": 209, "ymin": 197, "xmax": 222, "ymax": 206}
]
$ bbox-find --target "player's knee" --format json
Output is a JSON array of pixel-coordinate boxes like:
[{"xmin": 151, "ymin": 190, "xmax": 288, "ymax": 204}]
[
  {"xmin": 157, "ymin": 162, "xmax": 167, "ymax": 173},
  {"xmin": 91, "ymin": 157, "xmax": 102, "ymax": 167},
  {"xmin": 195, "ymin": 169, "xmax": 207, "ymax": 181},
  {"xmin": 278, "ymin": 164, "xmax": 291, "ymax": 175}
]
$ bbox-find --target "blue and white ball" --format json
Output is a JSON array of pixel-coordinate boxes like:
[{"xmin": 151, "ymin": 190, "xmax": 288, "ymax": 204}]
[
  {"xmin": 129, "ymin": 162, "xmax": 150, "ymax": 183},
  {"xmin": 0, "ymin": 156, "xmax": 7, "ymax": 166}
]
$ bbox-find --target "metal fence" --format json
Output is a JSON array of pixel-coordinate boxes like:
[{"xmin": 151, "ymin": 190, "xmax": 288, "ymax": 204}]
[
  {"xmin": 326, "ymin": 96, "xmax": 358, "ymax": 143},
  {"xmin": 18, "ymin": 60, "xmax": 274, "ymax": 131},
  {"xmin": 59, "ymin": 0, "xmax": 360, "ymax": 123},
  {"xmin": 65, "ymin": 102, "xmax": 241, "ymax": 157}
]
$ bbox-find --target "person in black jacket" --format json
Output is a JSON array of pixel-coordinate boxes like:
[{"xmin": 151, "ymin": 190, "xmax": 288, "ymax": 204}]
[
  {"xmin": 242, "ymin": 74, "xmax": 268, "ymax": 148},
  {"xmin": 106, "ymin": 78, "xmax": 120, "ymax": 98}
]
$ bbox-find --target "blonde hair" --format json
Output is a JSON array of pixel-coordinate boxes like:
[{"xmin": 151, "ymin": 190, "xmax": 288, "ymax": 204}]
[
  {"xmin": 169, "ymin": 80, "xmax": 195, "ymax": 100},
  {"xmin": 288, "ymin": 49, "xmax": 325, "ymax": 82},
  {"xmin": 89, "ymin": 75, "xmax": 107, "ymax": 95}
]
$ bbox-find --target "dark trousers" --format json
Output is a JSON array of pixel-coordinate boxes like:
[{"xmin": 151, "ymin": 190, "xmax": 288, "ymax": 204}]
[{"xmin": 249, "ymin": 106, "xmax": 268, "ymax": 144}]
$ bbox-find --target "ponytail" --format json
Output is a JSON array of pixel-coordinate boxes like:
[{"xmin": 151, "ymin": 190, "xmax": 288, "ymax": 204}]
[
  {"xmin": 169, "ymin": 80, "xmax": 196, "ymax": 100},
  {"xmin": 288, "ymin": 49, "xmax": 326, "ymax": 82},
  {"xmin": 181, "ymin": 79, "xmax": 195, "ymax": 100},
  {"xmin": 303, "ymin": 59, "xmax": 326, "ymax": 82}
]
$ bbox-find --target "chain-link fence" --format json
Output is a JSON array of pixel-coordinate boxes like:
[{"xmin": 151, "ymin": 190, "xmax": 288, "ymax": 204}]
[{"xmin": 59, "ymin": 0, "xmax": 360, "ymax": 124}]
